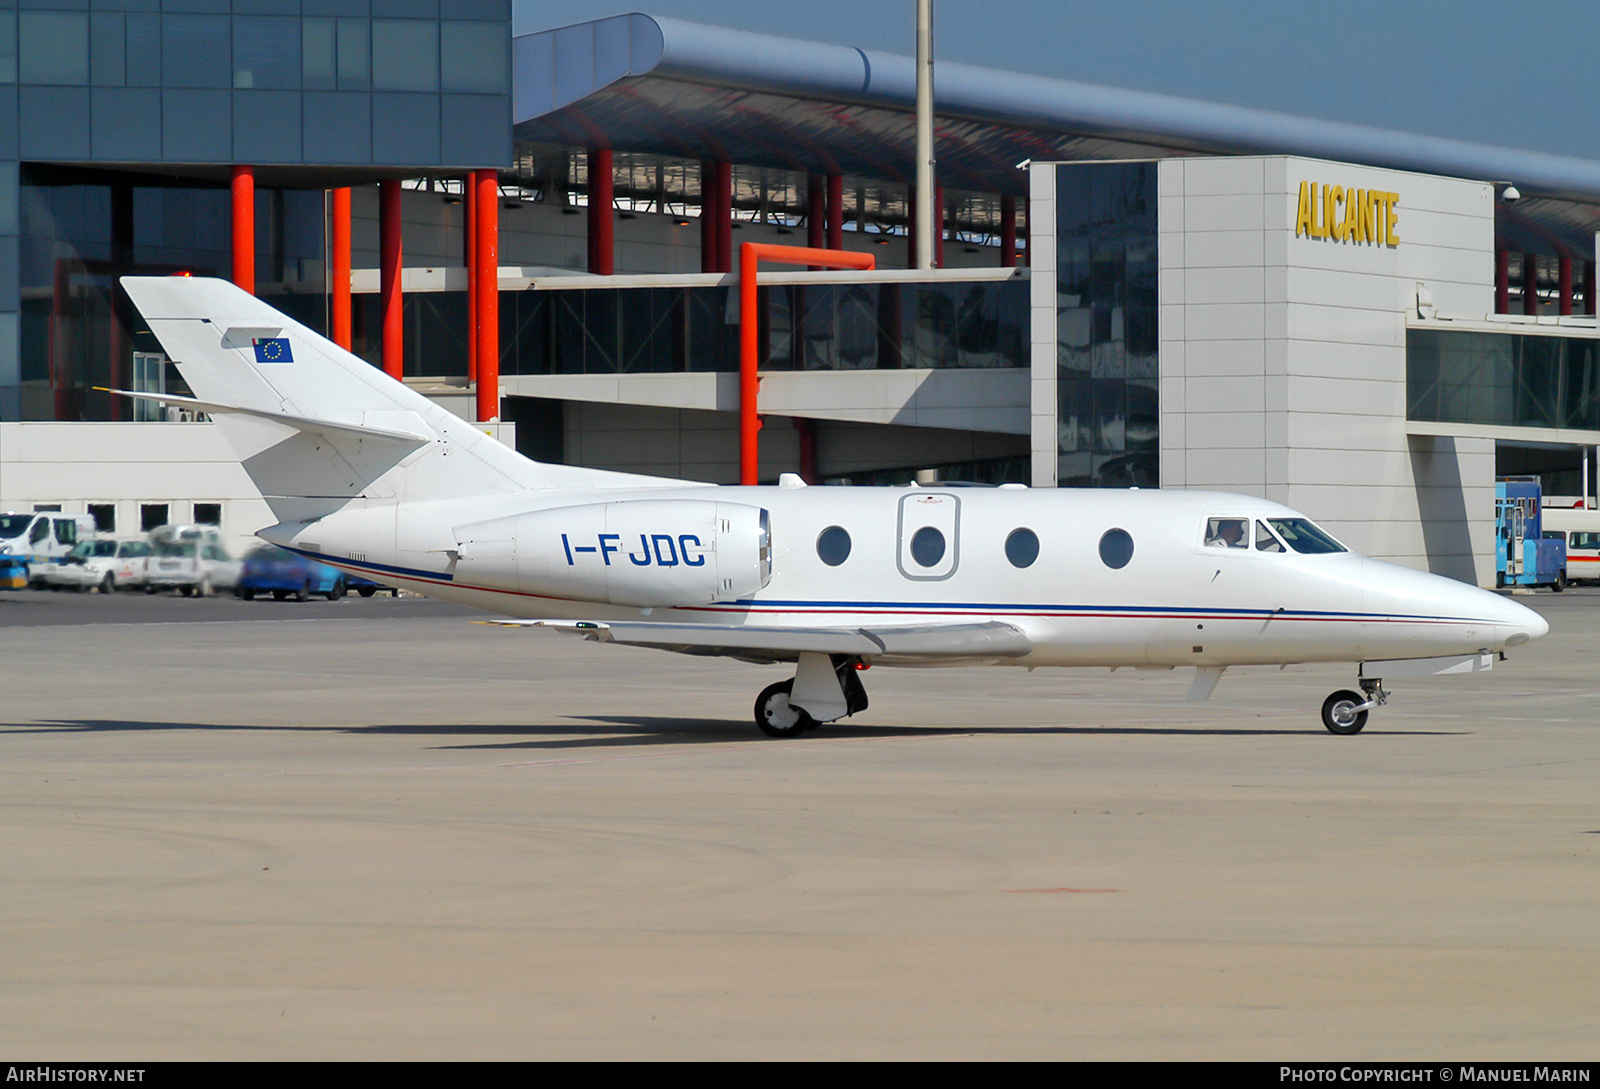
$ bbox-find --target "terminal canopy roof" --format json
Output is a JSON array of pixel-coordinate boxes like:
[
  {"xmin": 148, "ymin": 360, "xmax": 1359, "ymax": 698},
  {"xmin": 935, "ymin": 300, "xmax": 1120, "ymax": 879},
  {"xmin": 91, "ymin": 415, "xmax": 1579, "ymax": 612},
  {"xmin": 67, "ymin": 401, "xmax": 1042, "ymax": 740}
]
[{"xmin": 513, "ymin": 13, "xmax": 1600, "ymax": 258}]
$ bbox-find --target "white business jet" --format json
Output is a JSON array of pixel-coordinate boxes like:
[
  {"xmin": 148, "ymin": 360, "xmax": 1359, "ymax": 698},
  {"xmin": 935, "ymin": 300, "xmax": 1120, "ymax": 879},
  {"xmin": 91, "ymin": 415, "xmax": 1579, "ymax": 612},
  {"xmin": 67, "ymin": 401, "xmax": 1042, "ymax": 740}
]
[{"xmin": 119, "ymin": 276, "xmax": 1548, "ymax": 737}]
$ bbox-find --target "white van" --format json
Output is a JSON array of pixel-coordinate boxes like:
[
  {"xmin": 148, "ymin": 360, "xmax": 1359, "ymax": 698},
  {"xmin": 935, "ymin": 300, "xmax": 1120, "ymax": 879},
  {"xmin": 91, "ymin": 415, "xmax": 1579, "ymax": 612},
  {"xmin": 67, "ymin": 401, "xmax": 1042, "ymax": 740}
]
[
  {"xmin": 145, "ymin": 524, "xmax": 243, "ymax": 596},
  {"xmin": 1541, "ymin": 505, "xmax": 1600, "ymax": 585},
  {"xmin": 0, "ymin": 511, "xmax": 96, "ymax": 584}
]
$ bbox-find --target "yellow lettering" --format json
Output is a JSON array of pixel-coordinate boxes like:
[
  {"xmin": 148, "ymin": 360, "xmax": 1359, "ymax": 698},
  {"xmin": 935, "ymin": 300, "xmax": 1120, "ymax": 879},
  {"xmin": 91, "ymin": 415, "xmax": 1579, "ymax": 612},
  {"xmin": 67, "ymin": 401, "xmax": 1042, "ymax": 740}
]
[{"xmin": 1293, "ymin": 182, "xmax": 1399, "ymax": 246}]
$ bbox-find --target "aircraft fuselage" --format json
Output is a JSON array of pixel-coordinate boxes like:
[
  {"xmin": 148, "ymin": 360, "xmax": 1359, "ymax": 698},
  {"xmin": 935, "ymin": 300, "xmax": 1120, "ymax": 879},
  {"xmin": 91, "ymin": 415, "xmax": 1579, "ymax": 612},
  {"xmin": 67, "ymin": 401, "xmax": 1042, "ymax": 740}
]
[{"xmin": 264, "ymin": 483, "xmax": 1543, "ymax": 671}]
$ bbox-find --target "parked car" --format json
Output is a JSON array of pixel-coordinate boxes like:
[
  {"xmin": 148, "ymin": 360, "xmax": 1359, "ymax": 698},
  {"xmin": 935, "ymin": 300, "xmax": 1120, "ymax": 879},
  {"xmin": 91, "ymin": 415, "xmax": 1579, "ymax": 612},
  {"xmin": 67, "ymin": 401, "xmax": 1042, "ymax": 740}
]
[
  {"xmin": 37, "ymin": 538, "xmax": 152, "ymax": 592},
  {"xmin": 236, "ymin": 543, "xmax": 346, "ymax": 601},
  {"xmin": 145, "ymin": 524, "xmax": 242, "ymax": 596},
  {"xmin": 346, "ymin": 572, "xmax": 400, "ymax": 597}
]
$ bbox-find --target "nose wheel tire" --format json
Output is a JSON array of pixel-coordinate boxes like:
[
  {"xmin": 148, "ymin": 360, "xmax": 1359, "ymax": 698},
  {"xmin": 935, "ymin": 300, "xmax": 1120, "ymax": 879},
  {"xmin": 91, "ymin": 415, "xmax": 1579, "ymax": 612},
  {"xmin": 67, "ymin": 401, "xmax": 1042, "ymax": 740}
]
[
  {"xmin": 1321, "ymin": 690, "xmax": 1369, "ymax": 735},
  {"xmin": 755, "ymin": 680, "xmax": 817, "ymax": 738}
]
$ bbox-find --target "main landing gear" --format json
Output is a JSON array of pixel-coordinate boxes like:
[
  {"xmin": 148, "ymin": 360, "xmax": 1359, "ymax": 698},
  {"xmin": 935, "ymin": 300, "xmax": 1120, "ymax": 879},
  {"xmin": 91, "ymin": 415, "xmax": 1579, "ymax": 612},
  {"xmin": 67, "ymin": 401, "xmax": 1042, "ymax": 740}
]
[
  {"xmin": 1320, "ymin": 677, "xmax": 1388, "ymax": 735},
  {"xmin": 753, "ymin": 652, "xmax": 869, "ymax": 738}
]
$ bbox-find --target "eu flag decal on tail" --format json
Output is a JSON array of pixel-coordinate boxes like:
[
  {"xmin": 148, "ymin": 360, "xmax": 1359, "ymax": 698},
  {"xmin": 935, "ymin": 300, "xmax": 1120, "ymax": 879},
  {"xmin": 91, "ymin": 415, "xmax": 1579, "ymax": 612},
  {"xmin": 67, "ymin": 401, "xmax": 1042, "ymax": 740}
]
[{"xmin": 253, "ymin": 337, "xmax": 294, "ymax": 363}]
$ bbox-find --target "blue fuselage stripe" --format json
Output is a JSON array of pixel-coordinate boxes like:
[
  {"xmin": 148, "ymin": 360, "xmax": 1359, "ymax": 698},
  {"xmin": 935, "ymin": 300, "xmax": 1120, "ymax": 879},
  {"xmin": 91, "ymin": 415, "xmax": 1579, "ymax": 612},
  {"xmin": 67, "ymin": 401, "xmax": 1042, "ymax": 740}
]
[{"xmin": 284, "ymin": 549, "xmax": 1490, "ymax": 625}]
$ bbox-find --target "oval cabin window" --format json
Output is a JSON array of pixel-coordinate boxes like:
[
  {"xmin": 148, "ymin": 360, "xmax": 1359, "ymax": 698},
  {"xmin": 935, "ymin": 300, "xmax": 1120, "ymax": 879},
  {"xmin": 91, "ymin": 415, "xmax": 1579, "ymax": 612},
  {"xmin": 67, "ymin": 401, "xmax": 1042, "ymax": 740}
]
[
  {"xmin": 1005, "ymin": 528, "xmax": 1039, "ymax": 568},
  {"xmin": 1099, "ymin": 528, "xmax": 1134, "ymax": 570},
  {"xmin": 816, "ymin": 526, "xmax": 852, "ymax": 566}
]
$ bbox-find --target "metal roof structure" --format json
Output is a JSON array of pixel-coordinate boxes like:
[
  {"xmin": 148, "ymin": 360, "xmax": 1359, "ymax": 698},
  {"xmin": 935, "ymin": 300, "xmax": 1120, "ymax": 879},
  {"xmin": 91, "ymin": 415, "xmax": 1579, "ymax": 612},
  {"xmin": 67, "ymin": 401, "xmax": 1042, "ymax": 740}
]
[{"xmin": 512, "ymin": 13, "xmax": 1600, "ymax": 257}]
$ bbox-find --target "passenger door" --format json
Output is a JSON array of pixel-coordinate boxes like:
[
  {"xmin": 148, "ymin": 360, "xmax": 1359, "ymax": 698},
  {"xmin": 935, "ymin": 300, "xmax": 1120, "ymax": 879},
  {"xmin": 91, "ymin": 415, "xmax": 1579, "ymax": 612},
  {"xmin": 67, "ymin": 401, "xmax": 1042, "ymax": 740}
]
[{"xmin": 897, "ymin": 493, "xmax": 960, "ymax": 580}]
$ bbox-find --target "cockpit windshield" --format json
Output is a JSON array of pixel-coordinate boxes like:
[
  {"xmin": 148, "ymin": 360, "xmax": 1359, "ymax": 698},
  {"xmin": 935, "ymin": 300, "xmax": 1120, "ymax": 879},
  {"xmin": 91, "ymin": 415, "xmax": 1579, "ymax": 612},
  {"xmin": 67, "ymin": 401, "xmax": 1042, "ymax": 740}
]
[{"xmin": 1264, "ymin": 518, "xmax": 1347, "ymax": 554}]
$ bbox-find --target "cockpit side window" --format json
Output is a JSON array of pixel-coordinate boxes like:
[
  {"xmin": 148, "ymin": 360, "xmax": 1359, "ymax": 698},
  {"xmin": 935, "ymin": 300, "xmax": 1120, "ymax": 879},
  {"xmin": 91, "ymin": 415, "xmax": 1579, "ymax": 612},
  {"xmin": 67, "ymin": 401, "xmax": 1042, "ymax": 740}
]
[
  {"xmin": 1254, "ymin": 520, "xmax": 1285, "ymax": 552},
  {"xmin": 1205, "ymin": 517, "xmax": 1249, "ymax": 549}
]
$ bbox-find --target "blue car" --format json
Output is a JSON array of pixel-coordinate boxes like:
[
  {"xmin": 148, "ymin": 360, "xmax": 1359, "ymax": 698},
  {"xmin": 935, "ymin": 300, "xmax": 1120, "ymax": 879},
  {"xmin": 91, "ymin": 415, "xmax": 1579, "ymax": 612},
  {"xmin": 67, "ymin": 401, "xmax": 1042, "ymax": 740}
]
[
  {"xmin": 345, "ymin": 571, "xmax": 400, "ymax": 597},
  {"xmin": 236, "ymin": 544, "xmax": 346, "ymax": 601}
]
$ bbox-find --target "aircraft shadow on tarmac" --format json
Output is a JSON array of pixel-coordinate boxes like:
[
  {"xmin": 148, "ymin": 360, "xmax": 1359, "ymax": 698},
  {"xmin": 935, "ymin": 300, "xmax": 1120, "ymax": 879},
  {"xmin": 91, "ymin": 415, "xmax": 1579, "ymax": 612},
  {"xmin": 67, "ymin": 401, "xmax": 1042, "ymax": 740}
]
[{"xmin": 11, "ymin": 717, "xmax": 1462, "ymax": 746}]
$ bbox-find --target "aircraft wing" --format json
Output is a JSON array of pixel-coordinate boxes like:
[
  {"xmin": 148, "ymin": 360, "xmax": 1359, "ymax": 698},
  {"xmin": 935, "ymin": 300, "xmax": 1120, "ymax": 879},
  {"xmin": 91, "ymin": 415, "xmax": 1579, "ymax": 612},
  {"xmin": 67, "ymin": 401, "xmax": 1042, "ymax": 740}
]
[{"xmin": 486, "ymin": 619, "xmax": 1033, "ymax": 660}]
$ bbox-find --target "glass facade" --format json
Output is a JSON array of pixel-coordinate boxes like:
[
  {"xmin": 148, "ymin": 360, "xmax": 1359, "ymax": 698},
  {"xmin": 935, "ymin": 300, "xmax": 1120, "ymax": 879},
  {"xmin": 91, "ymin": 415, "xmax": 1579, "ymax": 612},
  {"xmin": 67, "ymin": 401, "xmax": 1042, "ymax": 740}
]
[
  {"xmin": 1054, "ymin": 162, "xmax": 1159, "ymax": 488},
  {"xmin": 0, "ymin": 5, "xmax": 513, "ymax": 419},
  {"xmin": 1408, "ymin": 328, "xmax": 1600, "ymax": 431},
  {"xmin": 342, "ymin": 280, "xmax": 1029, "ymax": 379},
  {"xmin": 18, "ymin": 166, "xmax": 326, "ymax": 422}
]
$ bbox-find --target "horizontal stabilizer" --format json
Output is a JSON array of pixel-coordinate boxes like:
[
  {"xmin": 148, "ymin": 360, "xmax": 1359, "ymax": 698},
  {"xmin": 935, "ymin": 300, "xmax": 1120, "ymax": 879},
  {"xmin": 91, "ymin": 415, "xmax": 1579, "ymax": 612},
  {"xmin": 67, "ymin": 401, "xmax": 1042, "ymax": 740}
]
[
  {"xmin": 99, "ymin": 388, "xmax": 434, "ymax": 447},
  {"xmin": 486, "ymin": 619, "xmax": 1033, "ymax": 659}
]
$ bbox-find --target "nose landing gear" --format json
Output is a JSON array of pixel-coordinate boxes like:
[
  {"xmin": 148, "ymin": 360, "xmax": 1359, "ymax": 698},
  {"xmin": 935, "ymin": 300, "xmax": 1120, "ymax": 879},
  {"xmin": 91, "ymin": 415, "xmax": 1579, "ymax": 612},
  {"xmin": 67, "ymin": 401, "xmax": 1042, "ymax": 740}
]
[{"xmin": 1321, "ymin": 678, "xmax": 1388, "ymax": 735}]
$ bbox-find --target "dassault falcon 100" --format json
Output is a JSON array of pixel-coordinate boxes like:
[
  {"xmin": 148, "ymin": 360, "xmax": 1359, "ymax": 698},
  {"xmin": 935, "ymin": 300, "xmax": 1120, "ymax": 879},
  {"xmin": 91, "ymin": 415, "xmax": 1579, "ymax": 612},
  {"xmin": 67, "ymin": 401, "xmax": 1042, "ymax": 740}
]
[{"xmin": 118, "ymin": 276, "xmax": 1548, "ymax": 737}]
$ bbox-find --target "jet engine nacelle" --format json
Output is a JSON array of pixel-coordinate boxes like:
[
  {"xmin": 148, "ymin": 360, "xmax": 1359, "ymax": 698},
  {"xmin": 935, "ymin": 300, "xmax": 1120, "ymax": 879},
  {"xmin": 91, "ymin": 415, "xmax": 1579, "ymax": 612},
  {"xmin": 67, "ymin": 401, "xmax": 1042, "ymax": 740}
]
[{"xmin": 453, "ymin": 500, "xmax": 770, "ymax": 607}]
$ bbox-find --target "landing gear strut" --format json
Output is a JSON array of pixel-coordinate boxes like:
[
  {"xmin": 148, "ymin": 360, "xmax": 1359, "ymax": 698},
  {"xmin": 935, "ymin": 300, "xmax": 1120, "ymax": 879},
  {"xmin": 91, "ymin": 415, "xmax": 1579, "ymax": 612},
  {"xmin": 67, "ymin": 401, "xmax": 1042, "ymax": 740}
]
[
  {"xmin": 1321, "ymin": 677, "xmax": 1387, "ymax": 735},
  {"xmin": 753, "ymin": 653, "xmax": 869, "ymax": 738}
]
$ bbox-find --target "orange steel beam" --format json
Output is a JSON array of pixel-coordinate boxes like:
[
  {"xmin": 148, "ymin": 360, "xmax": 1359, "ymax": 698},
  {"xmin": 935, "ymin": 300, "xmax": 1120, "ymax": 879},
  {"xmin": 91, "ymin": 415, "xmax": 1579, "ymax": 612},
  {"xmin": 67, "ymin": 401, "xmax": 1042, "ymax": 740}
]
[
  {"xmin": 331, "ymin": 187, "xmax": 352, "ymax": 350},
  {"xmin": 475, "ymin": 168, "xmax": 500, "ymax": 423},
  {"xmin": 379, "ymin": 179, "xmax": 403, "ymax": 379},
  {"xmin": 739, "ymin": 242, "xmax": 875, "ymax": 485},
  {"xmin": 231, "ymin": 166, "xmax": 255, "ymax": 293},
  {"xmin": 465, "ymin": 172, "xmax": 477, "ymax": 382}
]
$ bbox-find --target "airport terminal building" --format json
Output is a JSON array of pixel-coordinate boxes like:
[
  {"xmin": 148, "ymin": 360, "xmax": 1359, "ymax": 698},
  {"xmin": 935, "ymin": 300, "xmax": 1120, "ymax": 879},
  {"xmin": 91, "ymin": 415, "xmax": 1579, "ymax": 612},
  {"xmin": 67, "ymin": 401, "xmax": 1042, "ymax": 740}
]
[{"xmin": 4, "ymin": 6, "xmax": 1600, "ymax": 586}]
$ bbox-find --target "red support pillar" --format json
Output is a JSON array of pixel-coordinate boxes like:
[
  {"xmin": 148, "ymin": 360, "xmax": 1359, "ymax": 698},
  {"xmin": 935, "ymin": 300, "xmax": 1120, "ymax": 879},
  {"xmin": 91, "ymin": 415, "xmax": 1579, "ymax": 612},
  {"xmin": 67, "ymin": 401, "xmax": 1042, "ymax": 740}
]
[
  {"xmin": 1000, "ymin": 195, "xmax": 1017, "ymax": 268},
  {"xmin": 1022, "ymin": 196, "xmax": 1030, "ymax": 267},
  {"xmin": 806, "ymin": 174, "xmax": 825, "ymax": 251},
  {"xmin": 1559, "ymin": 255, "xmax": 1573, "ymax": 316},
  {"xmin": 379, "ymin": 178, "xmax": 403, "ymax": 380},
  {"xmin": 587, "ymin": 148, "xmax": 614, "ymax": 276},
  {"xmin": 465, "ymin": 173, "xmax": 477, "ymax": 382},
  {"xmin": 715, "ymin": 160, "xmax": 733, "ymax": 273},
  {"xmin": 1524, "ymin": 252, "xmax": 1540, "ymax": 316},
  {"xmin": 1495, "ymin": 249, "xmax": 1510, "ymax": 314},
  {"xmin": 331, "ymin": 187, "xmax": 352, "ymax": 351},
  {"xmin": 793, "ymin": 417, "xmax": 818, "ymax": 484},
  {"xmin": 934, "ymin": 184, "xmax": 944, "ymax": 269},
  {"xmin": 475, "ymin": 169, "xmax": 499, "ymax": 423},
  {"xmin": 826, "ymin": 173, "xmax": 843, "ymax": 251},
  {"xmin": 231, "ymin": 165, "xmax": 255, "ymax": 293},
  {"xmin": 700, "ymin": 160, "xmax": 715, "ymax": 273},
  {"xmin": 906, "ymin": 191, "xmax": 917, "ymax": 270},
  {"xmin": 1586, "ymin": 261, "xmax": 1596, "ymax": 316}
]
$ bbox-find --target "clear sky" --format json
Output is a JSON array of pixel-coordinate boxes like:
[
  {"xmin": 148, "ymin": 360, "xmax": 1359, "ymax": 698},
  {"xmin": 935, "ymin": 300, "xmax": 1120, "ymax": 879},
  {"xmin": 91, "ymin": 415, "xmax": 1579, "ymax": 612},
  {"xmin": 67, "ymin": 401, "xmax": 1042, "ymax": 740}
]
[{"xmin": 513, "ymin": 1, "xmax": 1600, "ymax": 162}]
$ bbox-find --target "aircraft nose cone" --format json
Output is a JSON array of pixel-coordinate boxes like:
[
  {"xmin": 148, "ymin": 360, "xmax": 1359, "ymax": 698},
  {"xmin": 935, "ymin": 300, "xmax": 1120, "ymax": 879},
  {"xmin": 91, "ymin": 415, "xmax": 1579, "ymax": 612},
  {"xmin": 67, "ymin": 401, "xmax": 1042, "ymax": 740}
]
[
  {"xmin": 1362, "ymin": 558, "xmax": 1549, "ymax": 655},
  {"xmin": 1492, "ymin": 592, "xmax": 1548, "ymax": 646}
]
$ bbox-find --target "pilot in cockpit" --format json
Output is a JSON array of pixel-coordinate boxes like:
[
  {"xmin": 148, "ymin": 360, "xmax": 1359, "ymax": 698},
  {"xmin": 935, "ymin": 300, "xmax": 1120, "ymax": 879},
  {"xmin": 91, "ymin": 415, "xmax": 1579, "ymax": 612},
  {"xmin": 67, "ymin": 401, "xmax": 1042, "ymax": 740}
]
[{"xmin": 1206, "ymin": 518, "xmax": 1247, "ymax": 548}]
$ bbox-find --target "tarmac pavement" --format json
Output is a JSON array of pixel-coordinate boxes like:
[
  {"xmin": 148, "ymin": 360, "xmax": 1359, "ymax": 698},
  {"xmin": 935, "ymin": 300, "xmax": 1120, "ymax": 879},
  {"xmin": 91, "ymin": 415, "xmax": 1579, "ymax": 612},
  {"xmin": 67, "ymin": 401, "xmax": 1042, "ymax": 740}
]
[{"xmin": 1, "ymin": 586, "xmax": 1596, "ymax": 1059}]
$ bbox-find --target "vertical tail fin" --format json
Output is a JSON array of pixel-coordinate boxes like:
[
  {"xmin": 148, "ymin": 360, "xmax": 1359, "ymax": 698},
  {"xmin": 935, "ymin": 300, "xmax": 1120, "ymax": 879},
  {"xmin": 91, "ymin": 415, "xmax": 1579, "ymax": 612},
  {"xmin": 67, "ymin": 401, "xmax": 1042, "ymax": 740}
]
[{"xmin": 120, "ymin": 276, "xmax": 673, "ymax": 520}]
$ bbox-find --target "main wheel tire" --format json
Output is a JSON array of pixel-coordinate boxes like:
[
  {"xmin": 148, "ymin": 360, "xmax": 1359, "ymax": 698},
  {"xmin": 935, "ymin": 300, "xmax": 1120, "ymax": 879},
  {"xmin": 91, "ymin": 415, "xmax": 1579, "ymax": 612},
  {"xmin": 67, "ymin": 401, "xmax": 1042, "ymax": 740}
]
[
  {"xmin": 239, "ymin": 587, "xmax": 255, "ymax": 601},
  {"xmin": 755, "ymin": 680, "xmax": 816, "ymax": 739},
  {"xmin": 272, "ymin": 589, "xmax": 289, "ymax": 601},
  {"xmin": 357, "ymin": 586, "xmax": 376, "ymax": 598},
  {"xmin": 1321, "ymin": 689, "xmax": 1369, "ymax": 735}
]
